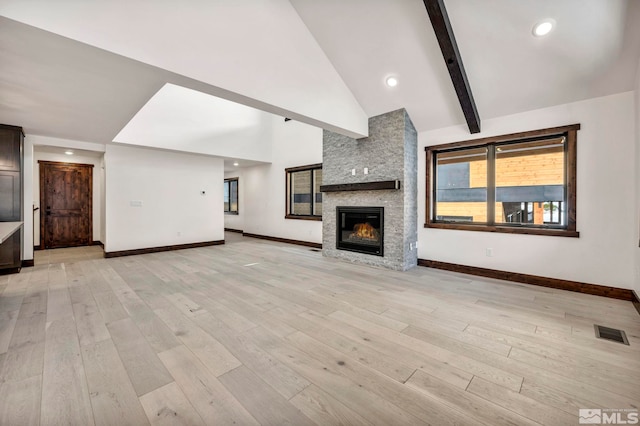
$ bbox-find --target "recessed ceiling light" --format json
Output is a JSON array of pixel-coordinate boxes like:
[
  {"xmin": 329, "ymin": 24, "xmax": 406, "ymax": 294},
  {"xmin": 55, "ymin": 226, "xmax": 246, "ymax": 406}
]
[
  {"xmin": 385, "ymin": 76, "xmax": 398, "ymax": 87},
  {"xmin": 533, "ymin": 19, "xmax": 555, "ymax": 37},
  {"xmin": 233, "ymin": 162, "xmax": 239, "ymax": 166},
  {"xmin": 65, "ymin": 150, "xmax": 74, "ymax": 155}
]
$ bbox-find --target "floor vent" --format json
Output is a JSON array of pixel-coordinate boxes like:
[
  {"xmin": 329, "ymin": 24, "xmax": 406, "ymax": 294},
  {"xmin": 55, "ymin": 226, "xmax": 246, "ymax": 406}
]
[{"xmin": 594, "ymin": 325, "xmax": 629, "ymax": 345}]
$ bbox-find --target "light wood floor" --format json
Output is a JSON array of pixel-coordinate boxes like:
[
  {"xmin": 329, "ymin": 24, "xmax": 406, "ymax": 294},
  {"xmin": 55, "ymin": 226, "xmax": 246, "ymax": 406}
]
[
  {"xmin": 1, "ymin": 233, "xmax": 639, "ymax": 425},
  {"xmin": 34, "ymin": 245, "xmax": 105, "ymax": 266}
]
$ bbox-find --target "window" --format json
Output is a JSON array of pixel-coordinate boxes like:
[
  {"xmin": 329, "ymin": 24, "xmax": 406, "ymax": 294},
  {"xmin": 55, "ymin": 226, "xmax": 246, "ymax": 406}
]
[
  {"xmin": 224, "ymin": 178, "xmax": 238, "ymax": 214},
  {"xmin": 286, "ymin": 164, "xmax": 322, "ymax": 220},
  {"xmin": 425, "ymin": 124, "xmax": 579, "ymax": 237}
]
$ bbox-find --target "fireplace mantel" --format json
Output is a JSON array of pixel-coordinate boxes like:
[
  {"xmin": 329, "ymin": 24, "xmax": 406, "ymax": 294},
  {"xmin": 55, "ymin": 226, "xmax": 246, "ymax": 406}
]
[{"xmin": 320, "ymin": 180, "xmax": 400, "ymax": 193}]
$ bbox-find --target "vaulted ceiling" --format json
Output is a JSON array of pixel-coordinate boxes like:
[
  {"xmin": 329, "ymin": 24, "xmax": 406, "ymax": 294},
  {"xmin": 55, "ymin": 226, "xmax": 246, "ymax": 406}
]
[{"xmin": 1, "ymin": 0, "xmax": 639, "ymax": 165}]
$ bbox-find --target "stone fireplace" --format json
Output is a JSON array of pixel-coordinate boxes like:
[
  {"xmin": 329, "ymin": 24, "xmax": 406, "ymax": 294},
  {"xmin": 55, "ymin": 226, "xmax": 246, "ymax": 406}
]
[{"xmin": 321, "ymin": 109, "xmax": 417, "ymax": 271}]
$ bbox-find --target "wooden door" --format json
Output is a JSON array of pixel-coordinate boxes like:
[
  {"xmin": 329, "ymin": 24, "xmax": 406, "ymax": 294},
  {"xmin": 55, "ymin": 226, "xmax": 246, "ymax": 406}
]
[{"xmin": 39, "ymin": 161, "xmax": 93, "ymax": 249}]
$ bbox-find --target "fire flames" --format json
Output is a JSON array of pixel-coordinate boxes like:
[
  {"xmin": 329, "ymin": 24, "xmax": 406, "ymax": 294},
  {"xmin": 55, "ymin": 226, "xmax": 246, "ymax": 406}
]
[{"xmin": 349, "ymin": 222, "xmax": 379, "ymax": 240}]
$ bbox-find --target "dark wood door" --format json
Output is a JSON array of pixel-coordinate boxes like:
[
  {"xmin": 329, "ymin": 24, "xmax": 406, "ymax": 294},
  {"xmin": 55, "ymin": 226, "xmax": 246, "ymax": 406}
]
[{"xmin": 40, "ymin": 161, "xmax": 93, "ymax": 249}]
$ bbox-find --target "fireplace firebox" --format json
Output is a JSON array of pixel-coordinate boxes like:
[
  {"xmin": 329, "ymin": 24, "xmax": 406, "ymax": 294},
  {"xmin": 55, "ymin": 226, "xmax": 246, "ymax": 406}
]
[{"xmin": 336, "ymin": 207, "xmax": 383, "ymax": 256}]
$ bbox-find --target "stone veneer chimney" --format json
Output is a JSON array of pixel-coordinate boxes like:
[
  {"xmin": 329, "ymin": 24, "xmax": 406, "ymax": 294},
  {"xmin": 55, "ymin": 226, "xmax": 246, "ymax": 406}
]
[{"xmin": 322, "ymin": 109, "xmax": 417, "ymax": 271}]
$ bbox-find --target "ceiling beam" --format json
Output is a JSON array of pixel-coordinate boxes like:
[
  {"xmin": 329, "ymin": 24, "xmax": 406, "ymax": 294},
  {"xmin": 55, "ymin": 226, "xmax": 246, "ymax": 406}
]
[{"xmin": 423, "ymin": 0, "xmax": 481, "ymax": 134}]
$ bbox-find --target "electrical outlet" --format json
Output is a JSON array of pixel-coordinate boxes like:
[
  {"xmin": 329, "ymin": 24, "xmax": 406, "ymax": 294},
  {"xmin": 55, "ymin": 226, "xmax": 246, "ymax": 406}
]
[
  {"xmin": 351, "ymin": 169, "xmax": 356, "ymax": 176},
  {"xmin": 486, "ymin": 248, "xmax": 493, "ymax": 257},
  {"xmin": 177, "ymin": 231, "xmax": 182, "ymax": 237},
  {"xmin": 364, "ymin": 167, "xmax": 369, "ymax": 175},
  {"xmin": 130, "ymin": 200, "xmax": 143, "ymax": 207}
]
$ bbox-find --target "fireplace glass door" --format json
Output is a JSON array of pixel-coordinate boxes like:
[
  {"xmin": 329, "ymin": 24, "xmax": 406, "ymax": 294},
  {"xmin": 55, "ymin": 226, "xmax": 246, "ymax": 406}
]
[{"xmin": 336, "ymin": 207, "xmax": 383, "ymax": 256}]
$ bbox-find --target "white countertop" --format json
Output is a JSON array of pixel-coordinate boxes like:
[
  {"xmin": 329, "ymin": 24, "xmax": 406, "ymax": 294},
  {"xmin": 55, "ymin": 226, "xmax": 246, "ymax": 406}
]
[{"xmin": 0, "ymin": 222, "xmax": 22, "ymax": 244}]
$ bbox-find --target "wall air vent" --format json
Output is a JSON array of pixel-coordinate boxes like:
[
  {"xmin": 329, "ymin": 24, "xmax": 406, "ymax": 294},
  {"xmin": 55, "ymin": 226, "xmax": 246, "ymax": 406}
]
[{"xmin": 594, "ymin": 325, "xmax": 629, "ymax": 345}]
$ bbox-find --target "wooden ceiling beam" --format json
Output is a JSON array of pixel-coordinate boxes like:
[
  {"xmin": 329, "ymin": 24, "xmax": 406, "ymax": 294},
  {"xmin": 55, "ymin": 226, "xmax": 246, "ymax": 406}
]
[{"xmin": 423, "ymin": 0, "xmax": 481, "ymax": 134}]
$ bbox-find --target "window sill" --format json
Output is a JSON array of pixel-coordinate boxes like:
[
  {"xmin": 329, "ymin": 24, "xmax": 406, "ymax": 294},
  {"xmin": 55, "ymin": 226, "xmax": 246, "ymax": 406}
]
[
  {"xmin": 285, "ymin": 214, "xmax": 322, "ymax": 222},
  {"xmin": 224, "ymin": 211, "xmax": 239, "ymax": 215},
  {"xmin": 424, "ymin": 222, "xmax": 579, "ymax": 237}
]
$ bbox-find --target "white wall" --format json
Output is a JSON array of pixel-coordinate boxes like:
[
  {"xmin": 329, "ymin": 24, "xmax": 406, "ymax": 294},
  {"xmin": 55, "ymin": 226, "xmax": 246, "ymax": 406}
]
[
  {"xmin": 22, "ymin": 134, "xmax": 106, "ymax": 260},
  {"xmin": 33, "ymin": 151, "xmax": 103, "ymax": 246},
  {"xmin": 224, "ymin": 119, "xmax": 323, "ymax": 243},
  {"xmin": 634, "ymin": 58, "xmax": 640, "ymax": 296},
  {"xmin": 105, "ymin": 144, "xmax": 224, "ymax": 253},
  {"xmin": 418, "ymin": 91, "xmax": 637, "ymax": 290}
]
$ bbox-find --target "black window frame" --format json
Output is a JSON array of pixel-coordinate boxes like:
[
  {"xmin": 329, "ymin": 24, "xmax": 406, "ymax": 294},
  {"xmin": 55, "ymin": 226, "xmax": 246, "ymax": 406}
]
[
  {"xmin": 425, "ymin": 124, "xmax": 580, "ymax": 237},
  {"xmin": 285, "ymin": 163, "xmax": 322, "ymax": 221},
  {"xmin": 224, "ymin": 177, "xmax": 239, "ymax": 214}
]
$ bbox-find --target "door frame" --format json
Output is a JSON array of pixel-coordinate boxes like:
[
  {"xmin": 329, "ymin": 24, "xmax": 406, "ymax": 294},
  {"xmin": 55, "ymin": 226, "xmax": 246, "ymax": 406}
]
[{"xmin": 39, "ymin": 160, "xmax": 93, "ymax": 249}]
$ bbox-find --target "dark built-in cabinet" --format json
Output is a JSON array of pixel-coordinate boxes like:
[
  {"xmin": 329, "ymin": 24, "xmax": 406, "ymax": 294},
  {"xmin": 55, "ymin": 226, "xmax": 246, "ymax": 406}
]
[{"xmin": 0, "ymin": 124, "xmax": 23, "ymax": 273}]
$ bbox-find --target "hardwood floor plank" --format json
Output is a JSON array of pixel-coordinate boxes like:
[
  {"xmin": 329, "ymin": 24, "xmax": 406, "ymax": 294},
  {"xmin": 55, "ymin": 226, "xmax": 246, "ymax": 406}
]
[
  {"xmin": 0, "ymin": 342, "xmax": 44, "ymax": 382},
  {"xmin": 130, "ymin": 311, "xmax": 181, "ymax": 354},
  {"xmin": 68, "ymin": 283, "xmax": 94, "ymax": 305},
  {"xmin": 93, "ymin": 291, "xmax": 128, "ymax": 324},
  {"xmin": 214, "ymin": 292, "xmax": 297, "ymax": 337},
  {"xmin": 158, "ymin": 345, "xmax": 259, "ymax": 425},
  {"xmin": 405, "ymin": 369, "xmax": 536, "ymax": 426},
  {"xmin": 154, "ymin": 305, "xmax": 241, "ymax": 377},
  {"xmin": 107, "ymin": 317, "xmax": 173, "ymax": 396},
  {"xmin": 164, "ymin": 292, "xmax": 207, "ymax": 318},
  {"xmin": 467, "ymin": 376, "xmax": 577, "ymax": 425},
  {"xmin": 81, "ymin": 339, "xmax": 150, "ymax": 426},
  {"xmin": 73, "ymin": 301, "xmax": 111, "ymax": 346},
  {"xmin": 466, "ymin": 323, "xmax": 640, "ymax": 373},
  {"xmin": 328, "ymin": 310, "xmax": 523, "ymax": 392},
  {"xmin": 283, "ymin": 308, "xmax": 474, "ymax": 389},
  {"xmin": 17, "ymin": 288, "xmax": 47, "ymax": 318},
  {"xmin": 382, "ymin": 306, "xmax": 468, "ymax": 332},
  {"xmin": 264, "ymin": 307, "xmax": 416, "ymax": 383},
  {"xmin": 285, "ymin": 330, "xmax": 478, "ymax": 426},
  {"xmin": 519, "ymin": 378, "xmax": 602, "ymax": 416},
  {"xmin": 267, "ymin": 339, "xmax": 428, "ymax": 426},
  {"xmin": 0, "ymin": 310, "xmax": 18, "ymax": 353},
  {"xmin": 100, "ymin": 266, "xmax": 152, "ymax": 317},
  {"xmin": 192, "ymin": 313, "xmax": 311, "ymax": 400},
  {"xmin": 0, "ymin": 375, "xmax": 41, "ymax": 426},
  {"xmin": 290, "ymin": 384, "xmax": 373, "ymax": 426},
  {"xmin": 195, "ymin": 293, "xmax": 258, "ymax": 333},
  {"xmin": 8, "ymin": 311, "xmax": 46, "ymax": 351},
  {"xmin": 218, "ymin": 365, "xmax": 316, "ymax": 426},
  {"xmin": 46, "ymin": 287, "xmax": 73, "ymax": 323},
  {"xmin": 508, "ymin": 347, "xmax": 640, "ymax": 400},
  {"xmin": 41, "ymin": 316, "xmax": 94, "ymax": 426},
  {"xmin": 0, "ymin": 294, "xmax": 24, "ymax": 314},
  {"xmin": 139, "ymin": 382, "xmax": 206, "ymax": 426},
  {"xmin": 46, "ymin": 263, "xmax": 68, "ymax": 289},
  {"xmin": 80, "ymin": 260, "xmax": 113, "ymax": 294},
  {"xmin": 403, "ymin": 324, "xmax": 513, "ymax": 357}
]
